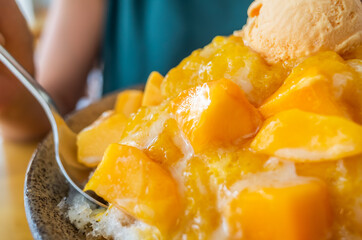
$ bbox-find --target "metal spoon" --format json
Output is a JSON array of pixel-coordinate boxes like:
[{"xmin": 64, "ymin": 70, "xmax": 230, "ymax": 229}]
[{"xmin": 0, "ymin": 45, "xmax": 107, "ymax": 208}]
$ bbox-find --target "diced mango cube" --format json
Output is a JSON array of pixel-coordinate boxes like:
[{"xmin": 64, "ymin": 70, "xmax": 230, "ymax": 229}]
[
  {"xmin": 142, "ymin": 71, "xmax": 164, "ymax": 107},
  {"xmin": 259, "ymin": 74, "xmax": 349, "ymax": 119},
  {"xmin": 224, "ymin": 178, "xmax": 332, "ymax": 240},
  {"xmin": 171, "ymin": 78, "xmax": 263, "ymax": 152},
  {"xmin": 145, "ymin": 118, "xmax": 185, "ymax": 165},
  {"xmin": 295, "ymin": 157, "xmax": 362, "ymax": 234},
  {"xmin": 259, "ymin": 52, "xmax": 362, "ymax": 121},
  {"xmin": 161, "ymin": 35, "xmax": 286, "ymax": 106},
  {"xmin": 120, "ymin": 106, "xmax": 187, "ymax": 165},
  {"xmin": 119, "ymin": 104, "xmax": 170, "ymax": 149},
  {"xmin": 115, "ymin": 90, "xmax": 143, "ymax": 117},
  {"xmin": 251, "ymin": 109, "xmax": 362, "ymax": 161},
  {"xmin": 84, "ymin": 144, "xmax": 182, "ymax": 233},
  {"xmin": 77, "ymin": 111, "xmax": 127, "ymax": 167}
]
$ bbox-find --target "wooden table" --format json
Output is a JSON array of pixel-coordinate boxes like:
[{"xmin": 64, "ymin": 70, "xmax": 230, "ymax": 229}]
[{"xmin": 0, "ymin": 136, "xmax": 37, "ymax": 240}]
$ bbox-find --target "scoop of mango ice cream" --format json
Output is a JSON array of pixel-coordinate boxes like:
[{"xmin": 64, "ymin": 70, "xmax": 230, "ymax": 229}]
[{"xmin": 236, "ymin": 0, "xmax": 362, "ymax": 64}]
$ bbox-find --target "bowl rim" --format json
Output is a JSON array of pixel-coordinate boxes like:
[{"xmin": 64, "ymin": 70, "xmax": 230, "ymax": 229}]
[{"xmin": 23, "ymin": 90, "xmax": 124, "ymax": 239}]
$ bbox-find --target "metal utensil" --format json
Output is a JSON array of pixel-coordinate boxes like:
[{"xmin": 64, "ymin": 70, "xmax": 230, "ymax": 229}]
[{"xmin": 0, "ymin": 45, "xmax": 107, "ymax": 208}]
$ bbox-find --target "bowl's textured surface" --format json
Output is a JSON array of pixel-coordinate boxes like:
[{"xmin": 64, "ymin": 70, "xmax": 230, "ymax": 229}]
[{"xmin": 24, "ymin": 93, "xmax": 118, "ymax": 240}]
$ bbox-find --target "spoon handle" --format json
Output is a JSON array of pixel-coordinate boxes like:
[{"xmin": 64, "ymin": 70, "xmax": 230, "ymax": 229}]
[
  {"xmin": 0, "ymin": 45, "xmax": 59, "ymax": 116},
  {"xmin": 0, "ymin": 44, "xmax": 108, "ymax": 208}
]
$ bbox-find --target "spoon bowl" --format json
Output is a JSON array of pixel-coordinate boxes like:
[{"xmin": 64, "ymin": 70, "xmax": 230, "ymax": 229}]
[{"xmin": 0, "ymin": 45, "xmax": 107, "ymax": 208}]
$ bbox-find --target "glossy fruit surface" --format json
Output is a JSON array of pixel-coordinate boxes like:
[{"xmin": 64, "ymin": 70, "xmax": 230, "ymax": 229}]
[
  {"xmin": 161, "ymin": 36, "xmax": 286, "ymax": 106},
  {"xmin": 251, "ymin": 109, "xmax": 362, "ymax": 161},
  {"xmin": 260, "ymin": 52, "xmax": 362, "ymax": 121},
  {"xmin": 115, "ymin": 90, "xmax": 143, "ymax": 118},
  {"xmin": 77, "ymin": 111, "xmax": 127, "ymax": 167},
  {"xmin": 224, "ymin": 178, "xmax": 332, "ymax": 240},
  {"xmin": 84, "ymin": 144, "xmax": 182, "ymax": 233},
  {"xmin": 171, "ymin": 78, "xmax": 263, "ymax": 152},
  {"xmin": 79, "ymin": 35, "xmax": 362, "ymax": 239},
  {"xmin": 142, "ymin": 71, "xmax": 164, "ymax": 107}
]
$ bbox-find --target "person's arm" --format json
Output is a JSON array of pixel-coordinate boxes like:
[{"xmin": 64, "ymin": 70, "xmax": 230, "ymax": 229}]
[
  {"xmin": 0, "ymin": 0, "xmax": 105, "ymax": 141},
  {"xmin": 0, "ymin": 0, "xmax": 49, "ymax": 141},
  {"xmin": 37, "ymin": 0, "xmax": 106, "ymax": 114}
]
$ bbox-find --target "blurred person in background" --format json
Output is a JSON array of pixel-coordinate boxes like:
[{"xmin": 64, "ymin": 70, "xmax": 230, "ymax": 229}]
[{"xmin": 0, "ymin": 0, "xmax": 252, "ymax": 141}]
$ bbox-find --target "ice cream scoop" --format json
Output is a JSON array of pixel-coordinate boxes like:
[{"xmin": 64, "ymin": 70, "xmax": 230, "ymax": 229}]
[{"xmin": 236, "ymin": 0, "xmax": 362, "ymax": 64}]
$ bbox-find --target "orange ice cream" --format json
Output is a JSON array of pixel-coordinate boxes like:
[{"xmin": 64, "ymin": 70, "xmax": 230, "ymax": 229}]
[{"xmin": 236, "ymin": 0, "xmax": 362, "ymax": 64}]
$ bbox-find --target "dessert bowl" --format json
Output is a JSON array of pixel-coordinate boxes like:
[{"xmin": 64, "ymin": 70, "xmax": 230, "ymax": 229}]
[
  {"xmin": 24, "ymin": 93, "xmax": 118, "ymax": 240},
  {"xmin": 23, "ymin": 0, "xmax": 362, "ymax": 238}
]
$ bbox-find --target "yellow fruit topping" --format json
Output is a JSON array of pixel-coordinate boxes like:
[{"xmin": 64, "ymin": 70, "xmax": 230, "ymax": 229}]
[
  {"xmin": 84, "ymin": 144, "xmax": 182, "ymax": 233},
  {"xmin": 145, "ymin": 118, "xmax": 185, "ymax": 165},
  {"xmin": 79, "ymin": 33, "xmax": 362, "ymax": 239},
  {"xmin": 259, "ymin": 52, "xmax": 362, "ymax": 120},
  {"xmin": 296, "ymin": 157, "xmax": 362, "ymax": 238},
  {"xmin": 176, "ymin": 150, "xmax": 269, "ymax": 239},
  {"xmin": 251, "ymin": 109, "xmax": 362, "ymax": 161},
  {"xmin": 161, "ymin": 36, "xmax": 286, "ymax": 106},
  {"xmin": 171, "ymin": 78, "xmax": 263, "ymax": 152},
  {"xmin": 114, "ymin": 90, "xmax": 143, "ymax": 117},
  {"xmin": 77, "ymin": 111, "xmax": 127, "ymax": 167},
  {"xmin": 119, "ymin": 104, "xmax": 171, "ymax": 149},
  {"xmin": 203, "ymin": 148, "xmax": 269, "ymax": 187},
  {"xmin": 179, "ymin": 157, "xmax": 220, "ymax": 239},
  {"xmin": 224, "ymin": 178, "xmax": 332, "ymax": 240},
  {"xmin": 142, "ymin": 71, "xmax": 164, "ymax": 107}
]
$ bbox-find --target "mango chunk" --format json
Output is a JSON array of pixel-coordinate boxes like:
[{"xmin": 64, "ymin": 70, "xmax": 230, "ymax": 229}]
[
  {"xmin": 251, "ymin": 109, "xmax": 362, "ymax": 161},
  {"xmin": 142, "ymin": 71, "xmax": 164, "ymax": 107},
  {"xmin": 296, "ymin": 156, "xmax": 362, "ymax": 236},
  {"xmin": 120, "ymin": 106, "xmax": 187, "ymax": 165},
  {"xmin": 171, "ymin": 78, "xmax": 263, "ymax": 152},
  {"xmin": 119, "ymin": 104, "xmax": 171, "ymax": 149},
  {"xmin": 84, "ymin": 144, "xmax": 182, "ymax": 233},
  {"xmin": 145, "ymin": 118, "xmax": 185, "ymax": 165},
  {"xmin": 115, "ymin": 90, "xmax": 143, "ymax": 117},
  {"xmin": 161, "ymin": 35, "xmax": 286, "ymax": 106},
  {"xmin": 77, "ymin": 111, "xmax": 127, "ymax": 167},
  {"xmin": 224, "ymin": 178, "xmax": 332, "ymax": 240},
  {"xmin": 259, "ymin": 74, "xmax": 348, "ymax": 119},
  {"xmin": 259, "ymin": 52, "xmax": 361, "ymax": 120}
]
